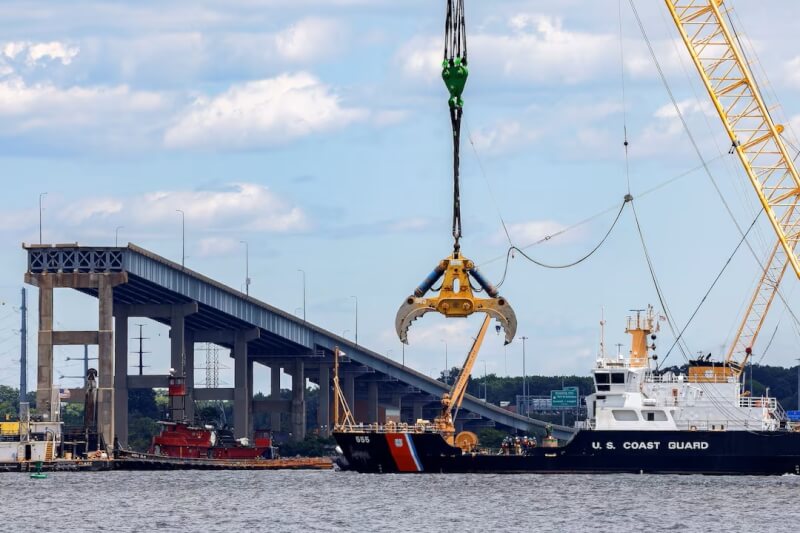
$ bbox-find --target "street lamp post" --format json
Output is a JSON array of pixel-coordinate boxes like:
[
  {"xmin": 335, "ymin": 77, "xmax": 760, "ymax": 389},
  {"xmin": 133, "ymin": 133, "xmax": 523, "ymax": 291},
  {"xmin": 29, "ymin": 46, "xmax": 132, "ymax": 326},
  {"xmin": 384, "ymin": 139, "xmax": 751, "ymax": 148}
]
[
  {"xmin": 176, "ymin": 210, "xmax": 185, "ymax": 267},
  {"xmin": 796, "ymin": 358, "xmax": 800, "ymax": 411},
  {"xmin": 240, "ymin": 241, "xmax": 250, "ymax": 296},
  {"xmin": 350, "ymin": 296, "xmax": 358, "ymax": 345},
  {"xmin": 440, "ymin": 340, "xmax": 448, "ymax": 384},
  {"xmin": 115, "ymin": 226, "xmax": 124, "ymax": 247},
  {"xmin": 38, "ymin": 192, "xmax": 47, "ymax": 244},
  {"xmin": 483, "ymin": 361, "xmax": 488, "ymax": 401},
  {"xmin": 298, "ymin": 269, "xmax": 306, "ymax": 321},
  {"xmin": 520, "ymin": 336, "xmax": 528, "ymax": 415}
]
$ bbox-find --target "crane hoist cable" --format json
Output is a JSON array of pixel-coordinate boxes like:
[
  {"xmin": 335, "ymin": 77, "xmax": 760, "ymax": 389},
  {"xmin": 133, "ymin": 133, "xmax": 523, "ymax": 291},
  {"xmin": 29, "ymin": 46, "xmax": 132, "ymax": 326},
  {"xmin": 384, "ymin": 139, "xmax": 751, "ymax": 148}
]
[
  {"xmin": 395, "ymin": 0, "xmax": 517, "ymax": 346},
  {"xmin": 444, "ymin": 0, "xmax": 468, "ymax": 252}
]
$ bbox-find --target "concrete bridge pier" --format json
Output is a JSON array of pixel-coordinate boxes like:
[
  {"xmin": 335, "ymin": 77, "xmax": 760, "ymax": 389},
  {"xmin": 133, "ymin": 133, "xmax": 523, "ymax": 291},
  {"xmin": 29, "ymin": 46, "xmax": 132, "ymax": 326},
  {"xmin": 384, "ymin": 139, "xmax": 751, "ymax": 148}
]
[
  {"xmin": 290, "ymin": 359, "xmax": 305, "ymax": 441},
  {"xmin": 113, "ymin": 304, "xmax": 129, "ymax": 447},
  {"xmin": 233, "ymin": 331, "xmax": 253, "ymax": 439},
  {"xmin": 26, "ymin": 270, "xmax": 128, "ymax": 453},
  {"xmin": 367, "ymin": 382, "xmax": 379, "ymax": 424},
  {"xmin": 269, "ymin": 364, "xmax": 281, "ymax": 431},
  {"xmin": 317, "ymin": 364, "xmax": 330, "ymax": 436}
]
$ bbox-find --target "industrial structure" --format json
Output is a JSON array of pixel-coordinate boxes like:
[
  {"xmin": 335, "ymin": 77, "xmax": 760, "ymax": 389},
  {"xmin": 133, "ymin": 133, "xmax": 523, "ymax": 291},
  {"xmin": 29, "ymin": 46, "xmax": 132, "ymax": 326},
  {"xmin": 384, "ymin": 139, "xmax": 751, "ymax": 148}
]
[{"xmin": 24, "ymin": 243, "xmax": 571, "ymax": 452}]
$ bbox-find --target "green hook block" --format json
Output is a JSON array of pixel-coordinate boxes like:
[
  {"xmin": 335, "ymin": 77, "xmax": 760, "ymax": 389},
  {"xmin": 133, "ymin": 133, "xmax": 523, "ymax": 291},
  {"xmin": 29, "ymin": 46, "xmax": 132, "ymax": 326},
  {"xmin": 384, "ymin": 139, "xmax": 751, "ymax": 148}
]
[{"xmin": 442, "ymin": 56, "xmax": 468, "ymax": 108}]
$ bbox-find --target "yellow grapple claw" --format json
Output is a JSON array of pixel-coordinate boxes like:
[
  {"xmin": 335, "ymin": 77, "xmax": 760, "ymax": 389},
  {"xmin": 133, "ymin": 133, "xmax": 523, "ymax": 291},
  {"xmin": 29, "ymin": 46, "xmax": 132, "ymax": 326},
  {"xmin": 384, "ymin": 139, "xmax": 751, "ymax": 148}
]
[{"xmin": 395, "ymin": 252, "xmax": 517, "ymax": 345}]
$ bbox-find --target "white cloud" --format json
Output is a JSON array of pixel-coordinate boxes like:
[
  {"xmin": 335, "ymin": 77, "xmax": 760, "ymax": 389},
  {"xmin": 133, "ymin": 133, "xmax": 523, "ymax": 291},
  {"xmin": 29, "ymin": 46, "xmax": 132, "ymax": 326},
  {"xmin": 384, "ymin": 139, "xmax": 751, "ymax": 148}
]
[
  {"xmin": 164, "ymin": 72, "xmax": 368, "ymax": 149},
  {"xmin": 60, "ymin": 198, "xmax": 124, "ymax": 225},
  {"xmin": 138, "ymin": 183, "xmax": 309, "ymax": 232},
  {"xmin": 0, "ymin": 78, "xmax": 164, "ymax": 118},
  {"xmin": 274, "ymin": 18, "xmax": 346, "ymax": 62},
  {"xmin": 399, "ymin": 15, "xmax": 618, "ymax": 85},
  {"xmin": 470, "ymin": 119, "xmax": 541, "ymax": 156},
  {"xmin": 4, "ymin": 183, "xmax": 309, "ymax": 241},
  {"xmin": 2, "ymin": 40, "xmax": 79, "ymax": 66},
  {"xmin": 785, "ymin": 56, "xmax": 800, "ymax": 88},
  {"xmin": 653, "ymin": 99, "xmax": 713, "ymax": 120}
]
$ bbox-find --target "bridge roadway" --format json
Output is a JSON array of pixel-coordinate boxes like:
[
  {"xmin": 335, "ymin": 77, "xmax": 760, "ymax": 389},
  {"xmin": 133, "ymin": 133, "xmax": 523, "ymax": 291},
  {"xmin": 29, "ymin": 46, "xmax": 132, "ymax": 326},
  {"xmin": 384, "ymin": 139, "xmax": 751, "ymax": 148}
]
[{"xmin": 25, "ymin": 243, "xmax": 574, "ymax": 448}]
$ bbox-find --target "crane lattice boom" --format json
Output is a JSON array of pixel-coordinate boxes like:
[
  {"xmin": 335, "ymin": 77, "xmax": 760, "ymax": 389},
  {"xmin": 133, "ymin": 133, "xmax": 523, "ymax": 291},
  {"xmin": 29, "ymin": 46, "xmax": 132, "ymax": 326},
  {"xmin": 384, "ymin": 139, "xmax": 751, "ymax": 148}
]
[{"xmin": 665, "ymin": 0, "xmax": 800, "ymax": 373}]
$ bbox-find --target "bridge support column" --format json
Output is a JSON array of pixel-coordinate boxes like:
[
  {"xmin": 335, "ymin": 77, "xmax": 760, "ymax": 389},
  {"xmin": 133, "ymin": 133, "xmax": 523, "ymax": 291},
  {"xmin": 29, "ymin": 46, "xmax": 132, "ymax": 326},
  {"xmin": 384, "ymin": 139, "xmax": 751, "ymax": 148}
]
[
  {"xmin": 367, "ymin": 382, "xmax": 379, "ymax": 424},
  {"xmin": 246, "ymin": 358, "xmax": 254, "ymax": 437},
  {"xmin": 317, "ymin": 365, "xmax": 330, "ymax": 436},
  {"xmin": 184, "ymin": 330, "xmax": 195, "ymax": 423},
  {"xmin": 413, "ymin": 401, "xmax": 425, "ymax": 423},
  {"xmin": 97, "ymin": 276, "xmax": 115, "ymax": 452},
  {"xmin": 291, "ymin": 359, "xmax": 305, "ymax": 441},
  {"xmin": 391, "ymin": 393, "xmax": 402, "ymax": 410},
  {"xmin": 234, "ymin": 332, "xmax": 250, "ymax": 440},
  {"xmin": 270, "ymin": 365, "xmax": 281, "ymax": 431},
  {"xmin": 113, "ymin": 305, "xmax": 129, "ymax": 448},
  {"xmin": 36, "ymin": 276, "xmax": 54, "ymax": 419}
]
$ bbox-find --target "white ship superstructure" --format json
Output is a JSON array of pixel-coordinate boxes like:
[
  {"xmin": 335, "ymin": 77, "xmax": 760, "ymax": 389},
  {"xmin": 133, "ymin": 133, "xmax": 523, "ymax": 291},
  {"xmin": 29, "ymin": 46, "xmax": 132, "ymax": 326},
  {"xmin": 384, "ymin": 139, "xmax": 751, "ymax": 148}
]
[{"xmin": 586, "ymin": 307, "xmax": 783, "ymax": 432}]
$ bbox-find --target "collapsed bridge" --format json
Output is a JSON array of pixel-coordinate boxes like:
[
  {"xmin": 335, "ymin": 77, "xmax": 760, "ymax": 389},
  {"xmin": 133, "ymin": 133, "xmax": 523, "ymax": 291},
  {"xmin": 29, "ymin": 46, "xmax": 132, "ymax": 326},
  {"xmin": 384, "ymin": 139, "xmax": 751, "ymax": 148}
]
[{"xmin": 25, "ymin": 243, "xmax": 574, "ymax": 449}]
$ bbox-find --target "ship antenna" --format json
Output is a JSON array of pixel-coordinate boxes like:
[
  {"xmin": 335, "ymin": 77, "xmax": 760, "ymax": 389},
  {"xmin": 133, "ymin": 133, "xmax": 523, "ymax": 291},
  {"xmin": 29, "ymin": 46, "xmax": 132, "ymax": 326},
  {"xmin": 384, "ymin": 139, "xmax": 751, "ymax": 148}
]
[{"xmin": 599, "ymin": 307, "xmax": 607, "ymax": 359}]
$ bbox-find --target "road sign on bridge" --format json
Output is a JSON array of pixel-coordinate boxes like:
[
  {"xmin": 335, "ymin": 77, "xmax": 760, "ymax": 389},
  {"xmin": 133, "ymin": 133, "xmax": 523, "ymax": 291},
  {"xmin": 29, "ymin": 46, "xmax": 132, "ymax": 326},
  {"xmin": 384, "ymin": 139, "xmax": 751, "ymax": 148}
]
[{"xmin": 550, "ymin": 387, "xmax": 579, "ymax": 409}]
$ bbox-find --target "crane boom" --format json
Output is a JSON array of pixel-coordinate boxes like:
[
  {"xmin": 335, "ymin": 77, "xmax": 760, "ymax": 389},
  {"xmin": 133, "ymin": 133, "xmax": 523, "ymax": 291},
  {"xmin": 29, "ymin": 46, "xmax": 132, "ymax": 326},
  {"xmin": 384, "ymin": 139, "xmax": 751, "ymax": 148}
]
[
  {"xmin": 665, "ymin": 0, "xmax": 800, "ymax": 373},
  {"xmin": 434, "ymin": 315, "xmax": 491, "ymax": 442}
]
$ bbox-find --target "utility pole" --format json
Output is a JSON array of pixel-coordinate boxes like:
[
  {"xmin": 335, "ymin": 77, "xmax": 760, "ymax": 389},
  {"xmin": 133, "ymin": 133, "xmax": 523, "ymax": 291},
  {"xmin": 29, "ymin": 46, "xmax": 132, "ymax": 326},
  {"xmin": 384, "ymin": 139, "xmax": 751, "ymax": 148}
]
[
  {"xmin": 38, "ymin": 192, "xmax": 47, "ymax": 244},
  {"xmin": 440, "ymin": 340, "xmax": 448, "ymax": 385},
  {"xmin": 205, "ymin": 343, "xmax": 219, "ymax": 389},
  {"xmin": 240, "ymin": 241, "xmax": 250, "ymax": 296},
  {"xmin": 132, "ymin": 324, "xmax": 149, "ymax": 376},
  {"xmin": 19, "ymin": 287, "xmax": 27, "ymax": 405},
  {"xmin": 297, "ymin": 269, "xmax": 306, "ymax": 321},
  {"xmin": 83, "ymin": 345, "xmax": 89, "ymax": 385},
  {"xmin": 521, "ymin": 336, "xmax": 528, "ymax": 413},
  {"xmin": 483, "ymin": 361, "xmax": 488, "ymax": 401},
  {"xmin": 350, "ymin": 295, "xmax": 358, "ymax": 345},
  {"xmin": 176, "ymin": 209, "xmax": 185, "ymax": 267}
]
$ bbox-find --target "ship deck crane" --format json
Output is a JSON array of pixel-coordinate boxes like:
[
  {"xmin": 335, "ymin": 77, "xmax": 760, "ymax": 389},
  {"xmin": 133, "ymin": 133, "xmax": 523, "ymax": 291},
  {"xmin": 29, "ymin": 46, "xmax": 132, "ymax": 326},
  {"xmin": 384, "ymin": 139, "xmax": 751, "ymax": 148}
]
[
  {"xmin": 433, "ymin": 315, "xmax": 492, "ymax": 448},
  {"xmin": 664, "ymin": 0, "xmax": 800, "ymax": 376}
]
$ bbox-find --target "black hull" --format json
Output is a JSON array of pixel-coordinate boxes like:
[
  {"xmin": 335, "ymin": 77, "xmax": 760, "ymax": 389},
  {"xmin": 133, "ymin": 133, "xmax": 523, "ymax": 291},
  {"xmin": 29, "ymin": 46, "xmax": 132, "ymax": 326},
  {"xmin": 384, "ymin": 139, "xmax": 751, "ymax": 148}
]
[{"xmin": 334, "ymin": 430, "xmax": 800, "ymax": 475}]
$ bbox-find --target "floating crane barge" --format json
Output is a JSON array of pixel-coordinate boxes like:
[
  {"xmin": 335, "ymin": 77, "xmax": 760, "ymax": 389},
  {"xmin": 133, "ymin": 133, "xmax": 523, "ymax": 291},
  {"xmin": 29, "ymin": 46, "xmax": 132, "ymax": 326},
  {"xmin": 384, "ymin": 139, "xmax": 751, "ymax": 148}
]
[{"xmin": 334, "ymin": 309, "xmax": 800, "ymax": 475}]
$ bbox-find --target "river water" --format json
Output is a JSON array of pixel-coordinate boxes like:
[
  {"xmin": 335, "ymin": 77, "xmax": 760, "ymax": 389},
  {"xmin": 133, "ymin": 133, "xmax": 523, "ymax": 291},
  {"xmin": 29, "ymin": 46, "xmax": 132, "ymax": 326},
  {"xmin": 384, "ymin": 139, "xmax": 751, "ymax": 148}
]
[{"xmin": 3, "ymin": 470, "xmax": 798, "ymax": 532}]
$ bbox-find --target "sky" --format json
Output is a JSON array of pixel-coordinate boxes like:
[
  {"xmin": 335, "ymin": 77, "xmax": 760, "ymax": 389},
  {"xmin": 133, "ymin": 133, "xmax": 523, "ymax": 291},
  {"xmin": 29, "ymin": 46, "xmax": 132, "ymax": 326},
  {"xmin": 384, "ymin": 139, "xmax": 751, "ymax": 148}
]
[{"xmin": 2, "ymin": 0, "xmax": 800, "ymax": 392}]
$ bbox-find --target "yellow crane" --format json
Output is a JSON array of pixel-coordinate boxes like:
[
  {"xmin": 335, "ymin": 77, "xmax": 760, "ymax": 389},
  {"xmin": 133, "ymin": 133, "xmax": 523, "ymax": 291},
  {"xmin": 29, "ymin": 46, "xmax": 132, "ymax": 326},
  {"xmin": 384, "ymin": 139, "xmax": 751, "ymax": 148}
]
[
  {"xmin": 664, "ymin": 0, "xmax": 800, "ymax": 376},
  {"xmin": 433, "ymin": 315, "xmax": 492, "ymax": 448}
]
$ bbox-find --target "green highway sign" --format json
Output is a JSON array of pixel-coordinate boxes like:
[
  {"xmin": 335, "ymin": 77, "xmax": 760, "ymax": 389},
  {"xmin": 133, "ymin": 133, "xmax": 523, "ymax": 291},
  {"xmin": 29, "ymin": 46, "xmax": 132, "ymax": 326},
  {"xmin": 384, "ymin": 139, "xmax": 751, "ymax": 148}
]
[{"xmin": 550, "ymin": 388, "xmax": 579, "ymax": 408}]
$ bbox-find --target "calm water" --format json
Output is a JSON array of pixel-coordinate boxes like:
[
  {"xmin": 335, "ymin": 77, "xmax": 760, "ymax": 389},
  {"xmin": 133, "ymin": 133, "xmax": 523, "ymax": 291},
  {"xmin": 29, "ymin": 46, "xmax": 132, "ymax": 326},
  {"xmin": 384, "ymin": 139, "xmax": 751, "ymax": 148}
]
[{"xmin": 2, "ymin": 470, "xmax": 798, "ymax": 532}]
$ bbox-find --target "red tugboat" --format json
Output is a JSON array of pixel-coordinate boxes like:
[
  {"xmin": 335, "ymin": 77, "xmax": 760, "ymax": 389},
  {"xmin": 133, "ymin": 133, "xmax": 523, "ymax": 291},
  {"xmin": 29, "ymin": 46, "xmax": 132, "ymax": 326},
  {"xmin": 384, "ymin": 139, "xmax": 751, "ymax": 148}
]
[
  {"xmin": 148, "ymin": 375, "xmax": 276, "ymax": 460},
  {"xmin": 149, "ymin": 422, "xmax": 276, "ymax": 460}
]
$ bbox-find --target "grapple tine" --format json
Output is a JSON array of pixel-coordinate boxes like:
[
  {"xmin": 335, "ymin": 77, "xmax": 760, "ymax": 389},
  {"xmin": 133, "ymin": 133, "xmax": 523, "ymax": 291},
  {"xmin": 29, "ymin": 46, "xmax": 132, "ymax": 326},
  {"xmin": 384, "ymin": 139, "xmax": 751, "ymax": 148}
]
[
  {"xmin": 395, "ymin": 297, "xmax": 435, "ymax": 344},
  {"xmin": 479, "ymin": 301, "xmax": 518, "ymax": 345}
]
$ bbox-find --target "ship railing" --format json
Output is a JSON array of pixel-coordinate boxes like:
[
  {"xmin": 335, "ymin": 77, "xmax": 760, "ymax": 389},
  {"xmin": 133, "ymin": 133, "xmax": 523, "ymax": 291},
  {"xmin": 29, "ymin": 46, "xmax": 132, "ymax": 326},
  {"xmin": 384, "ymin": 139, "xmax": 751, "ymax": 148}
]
[
  {"xmin": 646, "ymin": 374, "xmax": 737, "ymax": 385},
  {"xmin": 334, "ymin": 422, "xmax": 442, "ymax": 434},
  {"xmin": 738, "ymin": 397, "xmax": 777, "ymax": 410}
]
